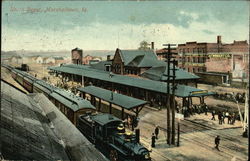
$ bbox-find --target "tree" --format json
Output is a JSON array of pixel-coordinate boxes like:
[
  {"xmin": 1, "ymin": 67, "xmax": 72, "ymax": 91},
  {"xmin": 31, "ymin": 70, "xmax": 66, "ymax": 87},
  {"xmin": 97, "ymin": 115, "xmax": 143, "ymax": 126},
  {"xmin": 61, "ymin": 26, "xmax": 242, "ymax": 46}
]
[{"xmin": 138, "ymin": 40, "xmax": 151, "ymax": 50}]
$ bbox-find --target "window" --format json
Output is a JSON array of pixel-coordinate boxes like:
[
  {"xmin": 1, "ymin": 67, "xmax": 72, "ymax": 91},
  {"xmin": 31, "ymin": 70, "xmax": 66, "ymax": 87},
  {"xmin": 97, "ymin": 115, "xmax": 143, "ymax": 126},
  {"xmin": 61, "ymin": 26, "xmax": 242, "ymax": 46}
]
[
  {"xmin": 203, "ymin": 57, "xmax": 206, "ymax": 63},
  {"xmin": 105, "ymin": 65, "xmax": 111, "ymax": 72},
  {"xmin": 193, "ymin": 57, "xmax": 196, "ymax": 63}
]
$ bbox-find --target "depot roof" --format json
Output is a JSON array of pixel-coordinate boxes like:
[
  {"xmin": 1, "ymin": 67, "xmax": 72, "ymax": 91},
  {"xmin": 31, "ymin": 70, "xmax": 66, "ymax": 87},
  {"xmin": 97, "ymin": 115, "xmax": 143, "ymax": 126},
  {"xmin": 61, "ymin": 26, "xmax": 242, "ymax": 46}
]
[
  {"xmin": 140, "ymin": 65, "xmax": 200, "ymax": 81},
  {"xmin": 48, "ymin": 64, "xmax": 214, "ymax": 98},
  {"xmin": 77, "ymin": 86, "xmax": 148, "ymax": 110}
]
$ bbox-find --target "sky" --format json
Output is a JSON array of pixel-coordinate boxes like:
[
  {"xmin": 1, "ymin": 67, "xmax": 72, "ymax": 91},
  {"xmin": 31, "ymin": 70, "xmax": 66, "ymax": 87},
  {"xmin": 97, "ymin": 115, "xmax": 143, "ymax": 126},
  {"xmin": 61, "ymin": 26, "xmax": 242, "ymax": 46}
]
[{"xmin": 2, "ymin": 1, "xmax": 249, "ymax": 51}]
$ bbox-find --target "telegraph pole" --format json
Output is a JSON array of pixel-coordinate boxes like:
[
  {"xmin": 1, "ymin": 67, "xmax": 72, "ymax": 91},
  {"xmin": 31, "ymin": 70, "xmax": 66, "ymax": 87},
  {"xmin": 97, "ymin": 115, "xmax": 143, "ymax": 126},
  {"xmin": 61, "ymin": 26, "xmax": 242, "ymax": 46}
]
[
  {"xmin": 163, "ymin": 43, "xmax": 176, "ymax": 145},
  {"xmin": 171, "ymin": 59, "xmax": 178, "ymax": 145}
]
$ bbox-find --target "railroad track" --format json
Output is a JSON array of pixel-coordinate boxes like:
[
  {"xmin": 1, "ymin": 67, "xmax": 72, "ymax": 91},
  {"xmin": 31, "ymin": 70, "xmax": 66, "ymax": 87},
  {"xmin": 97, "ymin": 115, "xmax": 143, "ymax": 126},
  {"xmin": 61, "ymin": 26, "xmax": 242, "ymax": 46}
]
[
  {"xmin": 158, "ymin": 124, "xmax": 247, "ymax": 161},
  {"xmin": 140, "ymin": 137, "xmax": 171, "ymax": 161},
  {"xmin": 140, "ymin": 117, "xmax": 247, "ymax": 161}
]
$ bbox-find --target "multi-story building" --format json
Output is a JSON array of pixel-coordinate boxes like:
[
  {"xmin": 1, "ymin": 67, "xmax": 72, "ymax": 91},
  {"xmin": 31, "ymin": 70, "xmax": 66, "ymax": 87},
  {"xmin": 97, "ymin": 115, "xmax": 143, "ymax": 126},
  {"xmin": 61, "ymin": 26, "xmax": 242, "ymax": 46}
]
[{"xmin": 176, "ymin": 36, "xmax": 249, "ymax": 86}]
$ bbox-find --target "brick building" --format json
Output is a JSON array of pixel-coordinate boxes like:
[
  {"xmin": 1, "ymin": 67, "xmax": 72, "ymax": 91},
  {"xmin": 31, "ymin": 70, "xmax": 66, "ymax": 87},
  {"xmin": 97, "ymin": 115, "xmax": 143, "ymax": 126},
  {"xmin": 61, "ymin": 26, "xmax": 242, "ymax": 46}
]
[
  {"xmin": 156, "ymin": 48, "xmax": 178, "ymax": 61},
  {"xmin": 112, "ymin": 48, "xmax": 162, "ymax": 75},
  {"xmin": 175, "ymin": 36, "xmax": 249, "ymax": 86}
]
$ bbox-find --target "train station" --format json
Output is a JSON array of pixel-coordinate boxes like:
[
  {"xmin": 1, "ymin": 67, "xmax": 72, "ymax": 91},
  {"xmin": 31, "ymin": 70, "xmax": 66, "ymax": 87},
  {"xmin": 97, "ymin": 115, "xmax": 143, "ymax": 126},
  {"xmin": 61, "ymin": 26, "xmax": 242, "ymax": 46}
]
[{"xmin": 1, "ymin": 1, "xmax": 249, "ymax": 160}]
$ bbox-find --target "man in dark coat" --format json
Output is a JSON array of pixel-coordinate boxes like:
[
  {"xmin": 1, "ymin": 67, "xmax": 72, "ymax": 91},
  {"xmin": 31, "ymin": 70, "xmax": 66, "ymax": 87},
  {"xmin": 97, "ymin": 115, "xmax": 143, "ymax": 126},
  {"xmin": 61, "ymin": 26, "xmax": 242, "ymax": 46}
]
[
  {"xmin": 215, "ymin": 135, "xmax": 220, "ymax": 151},
  {"xmin": 211, "ymin": 110, "xmax": 216, "ymax": 120},
  {"xmin": 231, "ymin": 113, "xmax": 236, "ymax": 125},
  {"xmin": 228, "ymin": 114, "xmax": 231, "ymax": 124},
  {"xmin": 155, "ymin": 126, "xmax": 159, "ymax": 139},
  {"xmin": 204, "ymin": 103, "xmax": 208, "ymax": 115},
  {"xmin": 222, "ymin": 112, "xmax": 225, "ymax": 124},
  {"xmin": 218, "ymin": 112, "xmax": 222, "ymax": 125},
  {"xmin": 151, "ymin": 133, "xmax": 156, "ymax": 148}
]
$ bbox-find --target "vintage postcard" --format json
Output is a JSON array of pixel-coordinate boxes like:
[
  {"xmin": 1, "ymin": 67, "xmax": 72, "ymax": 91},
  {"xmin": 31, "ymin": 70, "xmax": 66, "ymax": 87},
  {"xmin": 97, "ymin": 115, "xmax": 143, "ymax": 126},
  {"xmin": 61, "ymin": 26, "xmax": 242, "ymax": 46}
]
[{"xmin": 1, "ymin": 1, "xmax": 249, "ymax": 161}]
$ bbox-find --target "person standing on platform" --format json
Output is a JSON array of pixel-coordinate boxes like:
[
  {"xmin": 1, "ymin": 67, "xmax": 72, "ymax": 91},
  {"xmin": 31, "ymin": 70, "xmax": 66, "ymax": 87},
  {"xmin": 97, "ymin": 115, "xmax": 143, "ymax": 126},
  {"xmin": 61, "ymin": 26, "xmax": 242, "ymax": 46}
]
[
  {"xmin": 222, "ymin": 112, "xmax": 225, "ymax": 124},
  {"xmin": 151, "ymin": 133, "xmax": 156, "ymax": 148},
  {"xmin": 225, "ymin": 111, "xmax": 229, "ymax": 123},
  {"xmin": 228, "ymin": 114, "xmax": 231, "ymax": 124},
  {"xmin": 204, "ymin": 103, "xmax": 208, "ymax": 115},
  {"xmin": 211, "ymin": 110, "xmax": 216, "ymax": 120},
  {"xmin": 231, "ymin": 113, "xmax": 236, "ymax": 125},
  {"xmin": 155, "ymin": 126, "xmax": 159, "ymax": 139},
  {"xmin": 215, "ymin": 135, "xmax": 221, "ymax": 151},
  {"xmin": 218, "ymin": 112, "xmax": 222, "ymax": 125}
]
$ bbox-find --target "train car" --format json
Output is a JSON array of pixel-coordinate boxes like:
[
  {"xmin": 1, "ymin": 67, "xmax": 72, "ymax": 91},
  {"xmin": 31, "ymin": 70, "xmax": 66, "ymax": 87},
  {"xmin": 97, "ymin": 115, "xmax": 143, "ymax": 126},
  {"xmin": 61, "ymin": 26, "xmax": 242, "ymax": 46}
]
[
  {"xmin": 33, "ymin": 80, "xmax": 56, "ymax": 97},
  {"xmin": 23, "ymin": 74, "xmax": 37, "ymax": 93},
  {"xmin": 1, "ymin": 64, "xmax": 14, "ymax": 71},
  {"xmin": 9, "ymin": 67, "xmax": 97, "ymax": 126},
  {"xmin": 11, "ymin": 69, "xmax": 18, "ymax": 80},
  {"xmin": 10, "ymin": 68, "xmax": 37, "ymax": 93},
  {"xmin": 15, "ymin": 71, "xmax": 25, "ymax": 86},
  {"xmin": 77, "ymin": 113, "xmax": 151, "ymax": 161},
  {"xmin": 50, "ymin": 89, "xmax": 96, "ymax": 125}
]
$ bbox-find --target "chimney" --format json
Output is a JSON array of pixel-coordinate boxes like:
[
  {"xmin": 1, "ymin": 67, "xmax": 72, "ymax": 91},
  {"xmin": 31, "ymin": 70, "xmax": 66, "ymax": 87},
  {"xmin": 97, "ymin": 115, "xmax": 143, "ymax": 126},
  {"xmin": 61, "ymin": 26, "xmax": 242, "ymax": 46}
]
[
  {"xmin": 107, "ymin": 55, "xmax": 111, "ymax": 61},
  {"xmin": 151, "ymin": 42, "xmax": 154, "ymax": 50},
  {"xmin": 217, "ymin": 35, "xmax": 222, "ymax": 44}
]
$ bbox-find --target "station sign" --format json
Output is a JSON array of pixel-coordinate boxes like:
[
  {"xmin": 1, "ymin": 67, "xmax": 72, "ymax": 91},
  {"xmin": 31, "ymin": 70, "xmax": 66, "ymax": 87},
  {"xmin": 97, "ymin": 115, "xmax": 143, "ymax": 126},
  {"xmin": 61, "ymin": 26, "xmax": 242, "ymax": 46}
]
[{"xmin": 191, "ymin": 90, "xmax": 208, "ymax": 95}]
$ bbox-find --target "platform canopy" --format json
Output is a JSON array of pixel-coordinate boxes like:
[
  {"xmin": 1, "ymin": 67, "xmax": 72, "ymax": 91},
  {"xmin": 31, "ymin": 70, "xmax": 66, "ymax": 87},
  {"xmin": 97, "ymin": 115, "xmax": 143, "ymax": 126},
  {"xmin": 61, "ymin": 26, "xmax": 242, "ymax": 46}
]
[
  {"xmin": 77, "ymin": 86, "xmax": 148, "ymax": 110},
  {"xmin": 49, "ymin": 64, "xmax": 215, "ymax": 98}
]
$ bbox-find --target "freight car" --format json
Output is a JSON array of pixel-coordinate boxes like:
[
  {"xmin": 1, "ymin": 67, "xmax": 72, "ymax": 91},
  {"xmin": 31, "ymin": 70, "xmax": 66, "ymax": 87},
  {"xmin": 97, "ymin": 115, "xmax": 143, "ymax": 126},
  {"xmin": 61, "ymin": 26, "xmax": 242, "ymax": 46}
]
[{"xmin": 77, "ymin": 113, "xmax": 151, "ymax": 161}]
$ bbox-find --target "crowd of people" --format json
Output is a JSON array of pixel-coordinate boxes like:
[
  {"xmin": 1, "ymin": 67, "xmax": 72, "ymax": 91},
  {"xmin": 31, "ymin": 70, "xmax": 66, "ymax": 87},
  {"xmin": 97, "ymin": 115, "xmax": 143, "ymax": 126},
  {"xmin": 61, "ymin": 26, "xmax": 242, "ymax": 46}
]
[
  {"xmin": 211, "ymin": 110, "xmax": 237, "ymax": 125},
  {"xmin": 180, "ymin": 102, "xmax": 238, "ymax": 126},
  {"xmin": 181, "ymin": 103, "xmax": 209, "ymax": 117}
]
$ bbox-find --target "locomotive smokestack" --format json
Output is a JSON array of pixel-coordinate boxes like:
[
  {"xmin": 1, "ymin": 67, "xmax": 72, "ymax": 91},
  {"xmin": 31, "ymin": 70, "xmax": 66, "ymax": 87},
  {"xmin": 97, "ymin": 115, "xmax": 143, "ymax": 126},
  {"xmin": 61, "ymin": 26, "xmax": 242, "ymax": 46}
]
[{"xmin": 135, "ymin": 129, "xmax": 140, "ymax": 143}]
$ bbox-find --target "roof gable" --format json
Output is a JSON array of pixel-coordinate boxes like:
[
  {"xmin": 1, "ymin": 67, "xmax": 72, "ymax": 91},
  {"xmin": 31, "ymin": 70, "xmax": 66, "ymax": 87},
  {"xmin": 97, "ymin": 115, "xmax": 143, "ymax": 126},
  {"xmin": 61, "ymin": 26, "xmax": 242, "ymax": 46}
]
[
  {"xmin": 140, "ymin": 65, "xmax": 200, "ymax": 80},
  {"xmin": 119, "ymin": 49, "xmax": 157, "ymax": 65},
  {"xmin": 127, "ymin": 55, "xmax": 167, "ymax": 68}
]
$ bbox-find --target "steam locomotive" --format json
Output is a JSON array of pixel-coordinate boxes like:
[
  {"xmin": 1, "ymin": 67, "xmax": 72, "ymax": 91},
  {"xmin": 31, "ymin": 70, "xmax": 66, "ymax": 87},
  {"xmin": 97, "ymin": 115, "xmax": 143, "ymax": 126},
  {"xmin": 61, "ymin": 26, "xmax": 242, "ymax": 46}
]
[{"xmin": 77, "ymin": 113, "xmax": 151, "ymax": 161}]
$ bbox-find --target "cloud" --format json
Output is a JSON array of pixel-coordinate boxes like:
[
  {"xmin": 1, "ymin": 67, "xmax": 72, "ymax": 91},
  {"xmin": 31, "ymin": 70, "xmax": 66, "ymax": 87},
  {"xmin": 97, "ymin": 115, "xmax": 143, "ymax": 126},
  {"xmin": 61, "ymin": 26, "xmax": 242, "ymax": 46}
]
[
  {"xmin": 180, "ymin": 10, "xmax": 199, "ymax": 20},
  {"xmin": 2, "ymin": 15, "xmax": 249, "ymax": 51}
]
